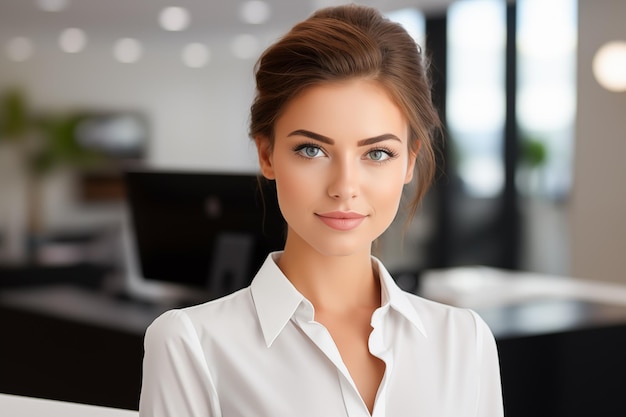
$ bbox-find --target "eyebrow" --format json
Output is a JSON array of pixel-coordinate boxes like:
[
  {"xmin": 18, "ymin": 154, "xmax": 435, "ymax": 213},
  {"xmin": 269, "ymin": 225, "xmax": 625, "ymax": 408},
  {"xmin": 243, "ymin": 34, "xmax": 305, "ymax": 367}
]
[{"xmin": 287, "ymin": 129, "xmax": 402, "ymax": 146}]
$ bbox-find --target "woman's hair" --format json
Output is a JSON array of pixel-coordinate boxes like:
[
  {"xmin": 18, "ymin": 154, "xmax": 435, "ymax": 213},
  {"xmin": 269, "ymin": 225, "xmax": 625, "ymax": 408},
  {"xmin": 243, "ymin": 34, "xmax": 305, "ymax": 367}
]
[{"xmin": 250, "ymin": 4, "xmax": 441, "ymax": 218}]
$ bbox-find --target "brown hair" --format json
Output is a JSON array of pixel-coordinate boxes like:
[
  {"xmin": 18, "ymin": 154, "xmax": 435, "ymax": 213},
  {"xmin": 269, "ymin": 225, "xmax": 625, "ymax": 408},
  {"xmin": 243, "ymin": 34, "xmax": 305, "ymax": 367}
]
[{"xmin": 249, "ymin": 4, "xmax": 441, "ymax": 219}]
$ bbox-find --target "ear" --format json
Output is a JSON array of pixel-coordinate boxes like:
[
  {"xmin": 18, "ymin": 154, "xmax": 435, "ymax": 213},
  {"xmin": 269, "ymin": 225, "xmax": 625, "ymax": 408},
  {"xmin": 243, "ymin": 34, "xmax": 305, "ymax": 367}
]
[
  {"xmin": 404, "ymin": 142, "xmax": 420, "ymax": 184},
  {"xmin": 255, "ymin": 136, "xmax": 276, "ymax": 180}
]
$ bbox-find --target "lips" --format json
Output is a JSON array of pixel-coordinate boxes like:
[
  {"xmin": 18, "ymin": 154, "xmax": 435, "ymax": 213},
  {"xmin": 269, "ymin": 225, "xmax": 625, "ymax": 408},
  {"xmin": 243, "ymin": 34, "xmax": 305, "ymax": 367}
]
[{"xmin": 315, "ymin": 211, "xmax": 367, "ymax": 231}]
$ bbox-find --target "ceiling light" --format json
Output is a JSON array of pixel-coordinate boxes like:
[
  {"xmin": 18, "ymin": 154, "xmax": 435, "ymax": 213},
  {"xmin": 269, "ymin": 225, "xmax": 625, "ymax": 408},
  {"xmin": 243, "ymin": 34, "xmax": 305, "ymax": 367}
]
[
  {"xmin": 59, "ymin": 28, "xmax": 87, "ymax": 53},
  {"xmin": 593, "ymin": 41, "xmax": 626, "ymax": 92},
  {"xmin": 182, "ymin": 43, "xmax": 210, "ymax": 68},
  {"xmin": 239, "ymin": 1, "xmax": 271, "ymax": 25},
  {"xmin": 6, "ymin": 37, "xmax": 34, "ymax": 62},
  {"xmin": 36, "ymin": 0, "xmax": 69, "ymax": 12},
  {"xmin": 113, "ymin": 38, "xmax": 143, "ymax": 63},
  {"xmin": 159, "ymin": 7, "xmax": 190, "ymax": 31},
  {"xmin": 231, "ymin": 34, "xmax": 259, "ymax": 60}
]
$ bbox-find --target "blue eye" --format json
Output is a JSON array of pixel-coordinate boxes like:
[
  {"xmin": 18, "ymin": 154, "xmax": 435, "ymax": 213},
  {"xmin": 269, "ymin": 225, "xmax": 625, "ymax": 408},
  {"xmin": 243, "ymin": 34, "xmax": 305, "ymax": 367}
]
[
  {"xmin": 367, "ymin": 149, "xmax": 391, "ymax": 161},
  {"xmin": 295, "ymin": 144, "xmax": 324, "ymax": 158}
]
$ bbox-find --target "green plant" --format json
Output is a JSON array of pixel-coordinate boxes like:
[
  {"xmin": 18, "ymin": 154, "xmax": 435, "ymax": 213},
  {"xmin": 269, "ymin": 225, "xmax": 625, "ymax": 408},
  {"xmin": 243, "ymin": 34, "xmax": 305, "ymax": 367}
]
[
  {"xmin": 0, "ymin": 87, "xmax": 30, "ymax": 139},
  {"xmin": 0, "ymin": 87, "xmax": 105, "ymax": 176},
  {"xmin": 520, "ymin": 137, "xmax": 548, "ymax": 168}
]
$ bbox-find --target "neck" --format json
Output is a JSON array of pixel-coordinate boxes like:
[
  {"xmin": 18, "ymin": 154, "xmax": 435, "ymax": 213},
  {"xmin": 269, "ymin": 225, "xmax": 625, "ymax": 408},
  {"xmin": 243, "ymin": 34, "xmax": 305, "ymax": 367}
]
[{"xmin": 277, "ymin": 234, "xmax": 381, "ymax": 313}]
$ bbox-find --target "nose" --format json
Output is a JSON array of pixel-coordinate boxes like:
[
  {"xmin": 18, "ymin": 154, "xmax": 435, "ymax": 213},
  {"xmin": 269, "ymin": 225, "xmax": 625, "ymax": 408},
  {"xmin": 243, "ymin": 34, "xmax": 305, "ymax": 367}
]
[{"xmin": 327, "ymin": 157, "xmax": 359, "ymax": 200}]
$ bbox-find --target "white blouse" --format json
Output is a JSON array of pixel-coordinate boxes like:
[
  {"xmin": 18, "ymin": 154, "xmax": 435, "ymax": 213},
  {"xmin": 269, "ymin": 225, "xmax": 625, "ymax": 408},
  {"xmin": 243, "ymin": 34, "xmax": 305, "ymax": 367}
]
[{"xmin": 139, "ymin": 252, "xmax": 503, "ymax": 417}]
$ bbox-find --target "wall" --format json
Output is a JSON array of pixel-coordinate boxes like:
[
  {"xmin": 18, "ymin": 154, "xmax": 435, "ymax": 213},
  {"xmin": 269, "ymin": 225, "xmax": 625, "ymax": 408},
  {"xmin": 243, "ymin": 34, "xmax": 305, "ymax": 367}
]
[
  {"xmin": 570, "ymin": 0, "xmax": 626, "ymax": 283},
  {"xmin": 0, "ymin": 36, "xmax": 263, "ymax": 234},
  {"xmin": 0, "ymin": 36, "xmax": 260, "ymax": 171}
]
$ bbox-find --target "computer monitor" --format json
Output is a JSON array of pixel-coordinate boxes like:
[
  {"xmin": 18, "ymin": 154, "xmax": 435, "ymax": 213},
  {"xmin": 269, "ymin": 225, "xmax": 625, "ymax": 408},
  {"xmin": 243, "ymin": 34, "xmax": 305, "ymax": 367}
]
[{"xmin": 121, "ymin": 168, "xmax": 285, "ymax": 303}]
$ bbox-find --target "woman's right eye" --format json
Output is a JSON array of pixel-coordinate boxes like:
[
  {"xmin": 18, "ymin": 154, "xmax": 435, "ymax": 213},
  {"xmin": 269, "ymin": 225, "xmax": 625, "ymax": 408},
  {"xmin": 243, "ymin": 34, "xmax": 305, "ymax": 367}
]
[{"xmin": 295, "ymin": 145, "xmax": 324, "ymax": 158}]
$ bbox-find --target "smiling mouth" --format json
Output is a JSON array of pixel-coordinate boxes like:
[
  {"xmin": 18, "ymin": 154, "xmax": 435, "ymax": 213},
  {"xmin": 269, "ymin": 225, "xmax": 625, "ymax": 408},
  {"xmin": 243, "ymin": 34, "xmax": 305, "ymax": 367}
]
[{"xmin": 315, "ymin": 212, "xmax": 366, "ymax": 231}]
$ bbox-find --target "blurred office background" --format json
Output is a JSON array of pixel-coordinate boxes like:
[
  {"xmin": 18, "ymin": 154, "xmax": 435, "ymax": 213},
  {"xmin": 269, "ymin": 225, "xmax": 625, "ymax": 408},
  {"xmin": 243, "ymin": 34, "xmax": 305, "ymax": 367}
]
[
  {"xmin": 1, "ymin": 0, "xmax": 626, "ymax": 415},
  {"xmin": 0, "ymin": 0, "xmax": 624, "ymax": 284}
]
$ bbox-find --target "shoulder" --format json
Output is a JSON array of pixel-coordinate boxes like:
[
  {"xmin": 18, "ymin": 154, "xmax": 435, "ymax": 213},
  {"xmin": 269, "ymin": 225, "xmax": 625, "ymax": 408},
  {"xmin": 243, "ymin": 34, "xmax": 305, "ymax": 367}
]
[
  {"xmin": 145, "ymin": 286, "xmax": 259, "ymax": 346},
  {"xmin": 403, "ymin": 291, "xmax": 492, "ymax": 341}
]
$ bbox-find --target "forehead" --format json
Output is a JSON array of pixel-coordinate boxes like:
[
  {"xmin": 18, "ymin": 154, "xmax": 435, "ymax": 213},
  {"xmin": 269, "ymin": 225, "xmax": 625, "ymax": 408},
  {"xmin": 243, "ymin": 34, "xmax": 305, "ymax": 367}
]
[{"xmin": 275, "ymin": 79, "xmax": 408, "ymax": 141}]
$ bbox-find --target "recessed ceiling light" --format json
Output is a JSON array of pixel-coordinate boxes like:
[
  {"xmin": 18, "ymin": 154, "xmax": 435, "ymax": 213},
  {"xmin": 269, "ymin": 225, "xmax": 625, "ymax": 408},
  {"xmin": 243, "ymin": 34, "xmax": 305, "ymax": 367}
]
[
  {"xmin": 182, "ymin": 43, "xmax": 211, "ymax": 68},
  {"xmin": 36, "ymin": 0, "xmax": 69, "ymax": 12},
  {"xmin": 6, "ymin": 37, "xmax": 34, "ymax": 62},
  {"xmin": 113, "ymin": 38, "xmax": 143, "ymax": 63},
  {"xmin": 59, "ymin": 28, "xmax": 87, "ymax": 53},
  {"xmin": 182, "ymin": 43, "xmax": 210, "ymax": 68},
  {"xmin": 159, "ymin": 7, "xmax": 191, "ymax": 31},
  {"xmin": 593, "ymin": 41, "xmax": 626, "ymax": 92},
  {"xmin": 239, "ymin": 1, "xmax": 271, "ymax": 25},
  {"xmin": 231, "ymin": 34, "xmax": 259, "ymax": 59}
]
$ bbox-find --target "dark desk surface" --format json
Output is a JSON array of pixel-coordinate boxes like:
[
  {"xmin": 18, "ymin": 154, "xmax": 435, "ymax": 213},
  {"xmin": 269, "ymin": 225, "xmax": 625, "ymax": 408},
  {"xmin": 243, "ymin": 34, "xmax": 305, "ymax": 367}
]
[
  {"xmin": 0, "ymin": 285, "xmax": 167, "ymax": 335},
  {"xmin": 476, "ymin": 297, "xmax": 626, "ymax": 339}
]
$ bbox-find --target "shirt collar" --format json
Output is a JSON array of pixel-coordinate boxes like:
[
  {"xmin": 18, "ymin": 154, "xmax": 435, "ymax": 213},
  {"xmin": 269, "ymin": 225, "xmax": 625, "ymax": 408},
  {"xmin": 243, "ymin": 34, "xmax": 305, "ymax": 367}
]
[
  {"xmin": 250, "ymin": 252, "xmax": 304, "ymax": 347},
  {"xmin": 250, "ymin": 252, "xmax": 427, "ymax": 347},
  {"xmin": 372, "ymin": 256, "xmax": 427, "ymax": 338}
]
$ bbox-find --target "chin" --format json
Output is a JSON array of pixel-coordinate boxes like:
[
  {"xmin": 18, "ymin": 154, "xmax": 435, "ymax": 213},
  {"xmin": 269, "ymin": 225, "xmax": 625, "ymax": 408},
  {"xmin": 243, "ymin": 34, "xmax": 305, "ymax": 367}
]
[{"xmin": 310, "ymin": 238, "xmax": 374, "ymax": 258}]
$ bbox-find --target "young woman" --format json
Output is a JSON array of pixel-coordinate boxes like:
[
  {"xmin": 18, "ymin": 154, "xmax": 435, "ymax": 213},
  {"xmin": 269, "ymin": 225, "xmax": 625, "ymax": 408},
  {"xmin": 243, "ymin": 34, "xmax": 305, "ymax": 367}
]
[{"xmin": 139, "ymin": 5, "xmax": 503, "ymax": 417}]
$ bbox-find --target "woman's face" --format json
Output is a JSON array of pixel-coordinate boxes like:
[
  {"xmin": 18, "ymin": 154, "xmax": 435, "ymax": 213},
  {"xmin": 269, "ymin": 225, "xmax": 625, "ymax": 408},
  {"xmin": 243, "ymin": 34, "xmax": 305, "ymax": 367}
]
[{"xmin": 256, "ymin": 79, "xmax": 416, "ymax": 257}]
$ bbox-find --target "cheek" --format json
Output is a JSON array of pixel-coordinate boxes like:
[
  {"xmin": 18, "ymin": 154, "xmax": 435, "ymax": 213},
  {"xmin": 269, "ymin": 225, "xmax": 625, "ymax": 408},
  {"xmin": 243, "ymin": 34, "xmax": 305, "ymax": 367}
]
[
  {"xmin": 273, "ymin": 162, "xmax": 314, "ymax": 212},
  {"xmin": 366, "ymin": 168, "xmax": 407, "ymax": 212}
]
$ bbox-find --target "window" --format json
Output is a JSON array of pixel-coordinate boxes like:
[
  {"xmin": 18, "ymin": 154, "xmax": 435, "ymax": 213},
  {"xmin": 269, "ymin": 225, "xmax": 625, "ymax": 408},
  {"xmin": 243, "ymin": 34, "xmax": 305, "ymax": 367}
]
[
  {"xmin": 517, "ymin": 0, "xmax": 577, "ymax": 199},
  {"xmin": 447, "ymin": 0, "xmax": 507, "ymax": 198}
]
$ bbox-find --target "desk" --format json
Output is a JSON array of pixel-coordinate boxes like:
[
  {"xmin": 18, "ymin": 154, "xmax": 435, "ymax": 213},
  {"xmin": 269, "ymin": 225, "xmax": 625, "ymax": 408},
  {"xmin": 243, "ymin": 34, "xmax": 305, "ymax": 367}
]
[
  {"xmin": 421, "ymin": 267, "xmax": 626, "ymax": 417},
  {"xmin": 0, "ymin": 286, "xmax": 164, "ymax": 410},
  {"xmin": 2, "ymin": 272, "xmax": 626, "ymax": 416},
  {"xmin": 421, "ymin": 267, "xmax": 626, "ymax": 338},
  {"xmin": 0, "ymin": 393, "xmax": 137, "ymax": 417}
]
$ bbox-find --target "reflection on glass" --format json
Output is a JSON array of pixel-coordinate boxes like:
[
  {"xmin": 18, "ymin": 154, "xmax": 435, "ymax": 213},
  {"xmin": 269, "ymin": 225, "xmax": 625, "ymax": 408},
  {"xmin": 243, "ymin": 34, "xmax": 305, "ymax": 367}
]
[{"xmin": 447, "ymin": 0, "xmax": 506, "ymax": 198}]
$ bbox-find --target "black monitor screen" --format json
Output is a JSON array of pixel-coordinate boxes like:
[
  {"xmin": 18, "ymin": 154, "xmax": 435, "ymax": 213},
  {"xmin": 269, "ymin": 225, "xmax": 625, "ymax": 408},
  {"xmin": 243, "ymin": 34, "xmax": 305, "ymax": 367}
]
[{"xmin": 124, "ymin": 169, "xmax": 285, "ymax": 297}]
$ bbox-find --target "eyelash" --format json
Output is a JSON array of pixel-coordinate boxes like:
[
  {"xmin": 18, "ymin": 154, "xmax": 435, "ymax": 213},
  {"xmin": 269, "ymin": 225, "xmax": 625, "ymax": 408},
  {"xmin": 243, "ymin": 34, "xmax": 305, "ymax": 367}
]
[{"xmin": 292, "ymin": 142, "xmax": 399, "ymax": 163}]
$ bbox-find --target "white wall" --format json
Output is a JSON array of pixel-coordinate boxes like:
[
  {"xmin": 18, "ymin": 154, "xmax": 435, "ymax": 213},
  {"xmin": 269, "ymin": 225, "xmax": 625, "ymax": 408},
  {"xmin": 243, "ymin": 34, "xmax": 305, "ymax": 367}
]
[{"xmin": 570, "ymin": 0, "xmax": 626, "ymax": 283}]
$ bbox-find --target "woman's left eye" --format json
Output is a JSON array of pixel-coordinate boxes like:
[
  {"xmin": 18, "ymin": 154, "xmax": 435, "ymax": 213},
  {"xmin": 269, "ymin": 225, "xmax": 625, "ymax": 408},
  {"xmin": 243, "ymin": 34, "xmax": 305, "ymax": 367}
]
[
  {"xmin": 294, "ymin": 145, "xmax": 324, "ymax": 158},
  {"xmin": 366, "ymin": 149, "xmax": 393, "ymax": 161}
]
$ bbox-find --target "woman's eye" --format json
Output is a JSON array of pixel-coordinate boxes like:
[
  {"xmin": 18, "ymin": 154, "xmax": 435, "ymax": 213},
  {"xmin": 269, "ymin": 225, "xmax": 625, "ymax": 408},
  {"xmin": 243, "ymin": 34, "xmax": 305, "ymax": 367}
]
[
  {"xmin": 297, "ymin": 145, "xmax": 324, "ymax": 158},
  {"xmin": 367, "ymin": 149, "xmax": 390, "ymax": 161}
]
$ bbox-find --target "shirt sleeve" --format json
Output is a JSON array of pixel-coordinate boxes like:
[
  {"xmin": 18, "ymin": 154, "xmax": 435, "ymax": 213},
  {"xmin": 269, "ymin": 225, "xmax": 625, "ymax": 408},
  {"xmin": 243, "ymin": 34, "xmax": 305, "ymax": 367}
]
[
  {"xmin": 139, "ymin": 309, "xmax": 221, "ymax": 417},
  {"xmin": 470, "ymin": 310, "xmax": 504, "ymax": 417}
]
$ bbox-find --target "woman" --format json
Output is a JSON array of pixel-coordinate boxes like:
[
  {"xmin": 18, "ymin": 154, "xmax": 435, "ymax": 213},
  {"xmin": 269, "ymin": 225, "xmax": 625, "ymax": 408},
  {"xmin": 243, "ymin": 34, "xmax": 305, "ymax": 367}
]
[{"xmin": 139, "ymin": 4, "xmax": 503, "ymax": 417}]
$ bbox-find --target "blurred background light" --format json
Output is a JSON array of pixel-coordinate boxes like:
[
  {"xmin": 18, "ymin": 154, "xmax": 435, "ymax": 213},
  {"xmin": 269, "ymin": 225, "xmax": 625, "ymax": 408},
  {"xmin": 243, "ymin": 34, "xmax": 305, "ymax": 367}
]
[
  {"xmin": 113, "ymin": 38, "xmax": 143, "ymax": 63},
  {"xmin": 159, "ymin": 7, "xmax": 190, "ymax": 32},
  {"xmin": 239, "ymin": 1, "xmax": 271, "ymax": 25},
  {"xmin": 448, "ymin": 87, "xmax": 506, "ymax": 132},
  {"xmin": 459, "ymin": 156, "xmax": 504, "ymax": 197},
  {"xmin": 182, "ymin": 43, "xmax": 210, "ymax": 68},
  {"xmin": 6, "ymin": 37, "xmax": 34, "ymax": 62},
  {"xmin": 59, "ymin": 28, "xmax": 87, "ymax": 54},
  {"xmin": 448, "ymin": 0, "xmax": 506, "ymax": 49},
  {"xmin": 230, "ymin": 34, "xmax": 259, "ymax": 59},
  {"xmin": 593, "ymin": 41, "xmax": 626, "ymax": 92},
  {"xmin": 518, "ymin": 85, "xmax": 576, "ymax": 130},
  {"xmin": 36, "ymin": 0, "xmax": 69, "ymax": 12},
  {"xmin": 517, "ymin": 0, "xmax": 577, "ymax": 58},
  {"xmin": 385, "ymin": 8, "xmax": 425, "ymax": 49}
]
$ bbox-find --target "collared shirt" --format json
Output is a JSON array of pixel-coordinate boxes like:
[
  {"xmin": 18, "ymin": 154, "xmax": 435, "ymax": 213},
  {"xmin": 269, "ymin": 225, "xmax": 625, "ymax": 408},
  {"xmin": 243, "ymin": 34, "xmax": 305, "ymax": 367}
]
[{"xmin": 139, "ymin": 252, "xmax": 503, "ymax": 417}]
